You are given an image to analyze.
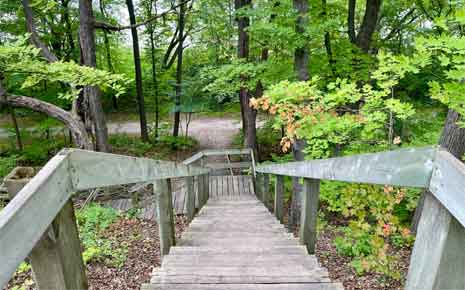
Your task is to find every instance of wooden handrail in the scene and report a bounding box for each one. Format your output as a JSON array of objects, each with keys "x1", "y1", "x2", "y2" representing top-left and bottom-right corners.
[
  {"x1": 254, "y1": 146, "x2": 465, "y2": 290},
  {"x1": 0, "y1": 149, "x2": 210, "y2": 288}
]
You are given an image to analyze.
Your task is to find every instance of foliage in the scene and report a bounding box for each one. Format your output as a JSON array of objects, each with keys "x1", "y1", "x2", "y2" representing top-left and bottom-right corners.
[
  {"x1": 1, "y1": 37, "x2": 131, "y2": 100},
  {"x1": 321, "y1": 182, "x2": 417, "y2": 278},
  {"x1": 158, "y1": 135, "x2": 198, "y2": 150},
  {"x1": 76, "y1": 204, "x2": 127, "y2": 267},
  {"x1": 0, "y1": 153, "x2": 17, "y2": 178},
  {"x1": 251, "y1": 76, "x2": 414, "y2": 158}
]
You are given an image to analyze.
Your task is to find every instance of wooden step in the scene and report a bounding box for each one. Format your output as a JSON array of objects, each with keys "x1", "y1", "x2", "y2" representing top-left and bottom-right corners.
[
  {"x1": 141, "y1": 283, "x2": 345, "y2": 290},
  {"x1": 168, "y1": 246, "x2": 308, "y2": 256}
]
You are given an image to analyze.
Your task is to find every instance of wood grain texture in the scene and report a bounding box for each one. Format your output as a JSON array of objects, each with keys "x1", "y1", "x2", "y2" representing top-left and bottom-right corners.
[
  {"x1": 299, "y1": 178, "x2": 320, "y2": 254},
  {"x1": 154, "y1": 179, "x2": 175, "y2": 256},
  {"x1": 274, "y1": 175, "x2": 284, "y2": 224},
  {"x1": 256, "y1": 146, "x2": 436, "y2": 187}
]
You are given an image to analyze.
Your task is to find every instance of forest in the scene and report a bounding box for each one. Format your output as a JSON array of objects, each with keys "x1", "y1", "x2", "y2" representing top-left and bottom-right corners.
[{"x1": 1, "y1": 0, "x2": 465, "y2": 289}]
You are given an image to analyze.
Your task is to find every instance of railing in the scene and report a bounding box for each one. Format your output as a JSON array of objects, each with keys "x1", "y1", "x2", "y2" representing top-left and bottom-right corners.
[
  {"x1": 255, "y1": 146, "x2": 465, "y2": 290},
  {"x1": 0, "y1": 149, "x2": 210, "y2": 289}
]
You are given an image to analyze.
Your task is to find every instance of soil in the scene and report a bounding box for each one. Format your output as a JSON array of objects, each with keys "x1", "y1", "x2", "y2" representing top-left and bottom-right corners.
[
  {"x1": 5, "y1": 216, "x2": 188, "y2": 290},
  {"x1": 315, "y1": 226, "x2": 412, "y2": 290}
]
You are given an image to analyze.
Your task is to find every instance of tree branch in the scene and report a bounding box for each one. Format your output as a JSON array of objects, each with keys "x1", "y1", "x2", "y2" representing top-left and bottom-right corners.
[
  {"x1": 382, "y1": 8, "x2": 418, "y2": 41},
  {"x1": 21, "y1": 0, "x2": 59, "y2": 63},
  {"x1": 94, "y1": 0, "x2": 192, "y2": 31}
]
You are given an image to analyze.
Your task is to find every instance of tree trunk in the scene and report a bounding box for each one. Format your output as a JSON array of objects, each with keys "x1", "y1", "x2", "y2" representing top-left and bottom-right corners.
[
  {"x1": 126, "y1": 0, "x2": 149, "y2": 142},
  {"x1": 79, "y1": 0, "x2": 110, "y2": 152},
  {"x1": 173, "y1": 0, "x2": 186, "y2": 137},
  {"x1": 149, "y1": 27, "x2": 160, "y2": 140},
  {"x1": 61, "y1": 0, "x2": 76, "y2": 61},
  {"x1": 289, "y1": 0, "x2": 310, "y2": 231},
  {"x1": 348, "y1": 0, "x2": 356, "y2": 43},
  {"x1": 293, "y1": 0, "x2": 310, "y2": 81},
  {"x1": 322, "y1": 0, "x2": 336, "y2": 76},
  {"x1": 412, "y1": 109, "x2": 465, "y2": 232},
  {"x1": 9, "y1": 107, "x2": 23, "y2": 151},
  {"x1": 355, "y1": 0, "x2": 382, "y2": 53},
  {"x1": 99, "y1": 0, "x2": 118, "y2": 110},
  {"x1": 235, "y1": 0, "x2": 257, "y2": 152}
]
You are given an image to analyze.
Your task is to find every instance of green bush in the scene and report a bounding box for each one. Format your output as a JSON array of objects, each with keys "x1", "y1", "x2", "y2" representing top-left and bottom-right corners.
[
  {"x1": 0, "y1": 154, "x2": 17, "y2": 179},
  {"x1": 158, "y1": 135, "x2": 198, "y2": 150},
  {"x1": 76, "y1": 204, "x2": 127, "y2": 267}
]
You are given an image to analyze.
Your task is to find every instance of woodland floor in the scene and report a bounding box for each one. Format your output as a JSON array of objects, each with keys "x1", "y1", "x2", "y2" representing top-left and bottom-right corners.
[{"x1": 5, "y1": 215, "x2": 188, "y2": 290}]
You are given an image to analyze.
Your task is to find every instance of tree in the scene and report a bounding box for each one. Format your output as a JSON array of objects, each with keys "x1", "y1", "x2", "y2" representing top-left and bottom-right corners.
[
  {"x1": 289, "y1": 0, "x2": 309, "y2": 230},
  {"x1": 348, "y1": 0, "x2": 383, "y2": 53},
  {"x1": 235, "y1": 0, "x2": 257, "y2": 151},
  {"x1": 173, "y1": 0, "x2": 187, "y2": 137},
  {"x1": 79, "y1": 0, "x2": 111, "y2": 151},
  {"x1": 126, "y1": 0, "x2": 149, "y2": 142}
]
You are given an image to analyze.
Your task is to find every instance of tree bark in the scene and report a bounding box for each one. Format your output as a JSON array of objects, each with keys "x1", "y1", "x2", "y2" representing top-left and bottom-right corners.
[
  {"x1": 289, "y1": 0, "x2": 310, "y2": 231},
  {"x1": 322, "y1": 0, "x2": 336, "y2": 76},
  {"x1": 61, "y1": 0, "x2": 76, "y2": 61},
  {"x1": 126, "y1": 0, "x2": 149, "y2": 142},
  {"x1": 147, "y1": 1, "x2": 160, "y2": 139},
  {"x1": 79, "y1": 0, "x2": 110, "y2": 152},
  {"x1": 235, "y1": 0, "x2": 257, "y2": 152},
  {"x1": 173, "y1": 0, "x2": 186, "y2": 137},
  {"x1": 355, "y1": 0, "x2": 382, "y2": 53},
  {"x1": 348, "y1": 0, "x2": 356, "y2": 43},
  {"x1": 99, "y1": 0, "x2": 118, "y2": 110},
  {"x1": 9, "y1": 107, "x2": 23, "y2": 151},
  {"x1": 412, "y1": 109, "x2": 465, "y2": 232},
  {"x1": 293, "y1": 0, "x2": 310, "y2": 81},
  {"x1": 0, "y1": 86, "x2": 92, "y2": 150}
]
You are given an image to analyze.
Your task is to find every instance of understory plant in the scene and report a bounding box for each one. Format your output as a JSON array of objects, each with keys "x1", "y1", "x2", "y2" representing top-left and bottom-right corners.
[{"x1": 76, "y1": 204, "x2": 128, "y2": 268}]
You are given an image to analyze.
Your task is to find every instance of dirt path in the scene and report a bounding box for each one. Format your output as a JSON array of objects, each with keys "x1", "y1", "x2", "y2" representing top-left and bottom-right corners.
[
  {"x1": 109, "y1": 116, "x2": 258, "y2": 149},
  {"x1": 0, "y1": 116, "x2": 264, "y2": 150}
]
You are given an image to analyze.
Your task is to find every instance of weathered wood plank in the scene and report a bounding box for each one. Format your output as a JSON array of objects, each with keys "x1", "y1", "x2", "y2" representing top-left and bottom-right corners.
[
  {"x1": 29, "y1": 199, "x2": 88, "y2": 290},
  {"x1": 406, "y1": 192, "x2": 465, "y2": 290},
  {"x1": 299, "y1": 178, "x2": 320, "y2": 254},
  {"x1": 274, "y1": 175, "x2": 284, "y2": 224},
  {"x1": 185, "y1": 177, "x2": 195, "y2": 222},
  {"x1": 205, "y1": 162, "x2": 252, "y2": 170},
  {"x1": 256, "y1": 146, "x2": 436, "y2": 187},
  {"x1": 0, "y1": 151, "x2": 72, "y2": 288},
  {"x1": 68, "y1": 149, "x2": 209, "y2": 190},
  {"x1": 154, "y1": 179, "x2": 175, "y2": 256},
  {"x1": 142, "y1": 283, "x2": 345, "y2": 290},
  {"x1": 429, "y1": 149, "x2": 465, "y2": 227}
]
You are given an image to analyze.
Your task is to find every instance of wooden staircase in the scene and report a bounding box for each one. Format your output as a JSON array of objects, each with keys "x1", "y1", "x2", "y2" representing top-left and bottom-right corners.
[{"x1": 142, "y1": 176, "x2": 343, "y2": 290}]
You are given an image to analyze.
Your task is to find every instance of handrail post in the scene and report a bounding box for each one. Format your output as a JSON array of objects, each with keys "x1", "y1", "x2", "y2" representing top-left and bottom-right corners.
[
  {"x1": 256, "y1": 173, "x2": 263, "y2": 201},
  {"x1": 406, "y1": 192, "x2": 465, "y2": 290},
  {"x1": 205, "y1": 174, "x2": 210, "y2": 202},
  {"x1": 185, "y1": 176, "x2": 195, "y2": 223},
  {"x1": 299, "y1": 178, "x2": 320, "y2": 254},
  {"x1": 29, "y1": 199, "x2": 88, "y2": 290},
  {"x1": 274, "y1": 175, "x2": 284, "y2": 224},
  {"x1": 154, "y1": 179, "x2": 175, "y2": 256},
  {"x1": 262, "y1": 173, "x2": 270, "y2": 210}
]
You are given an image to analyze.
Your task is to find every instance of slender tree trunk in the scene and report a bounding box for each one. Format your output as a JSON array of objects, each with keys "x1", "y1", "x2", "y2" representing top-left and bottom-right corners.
[
  {"x1": 149, "y1": 29, "x2": 160, "y2": 139},
  {"x1": 289, "y1": 0, "x2": 310, "y2": 231},
  {"x1": 412, "y1": 109, "x2": 465, "y2": 232},
  {"x1": 61, "y1": 0, "x2": 76, "y2": 61},
  {"x1": 126, "y1": 0, "x2": 149, "y2": 142},
  {"x1": 235, "y1": 0, "x2": 257, "y2": 152},
  {"x1": 322, "y1": 0, "x2": 336, "y2": 76},
  {"x1": 173, "y1": 0, "x2": 186, "y2": 137},
  {"x1": 9, "y1": 107, "x2": 23, "y2": 151},
  {"x1": 79, "y1": 0, "x2": 110, "y2": 152},
  {"x1": 99, "y1": 0, "x2": 118, "y2": 110},
  {"x1": 348, "y1": 0, "x2": 356, "y2": 43},
  {"x1": 293, "y1": 0, "x2": 310, "y2": 81}
]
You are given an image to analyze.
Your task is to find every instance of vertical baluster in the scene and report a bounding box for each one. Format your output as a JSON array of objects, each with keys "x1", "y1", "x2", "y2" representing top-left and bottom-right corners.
[
  {"x1": 299, "y1": 178, "x2": 320, "y2": 254},
  {"x1": 274, "y1": 175, "x2": 285, "y2": 224},
  {"x1": 263, "y1": 173, "x2": 270, "y2": 210},
  {"x1": 154, "y1": 179, "x2": 175, "y2": 256},
  {"x1": 255, "y1": 173, "x2": 263, "y2": 201},
  {"x1": 185, "y1": 176, "x2": 195, "y2": 223}
]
